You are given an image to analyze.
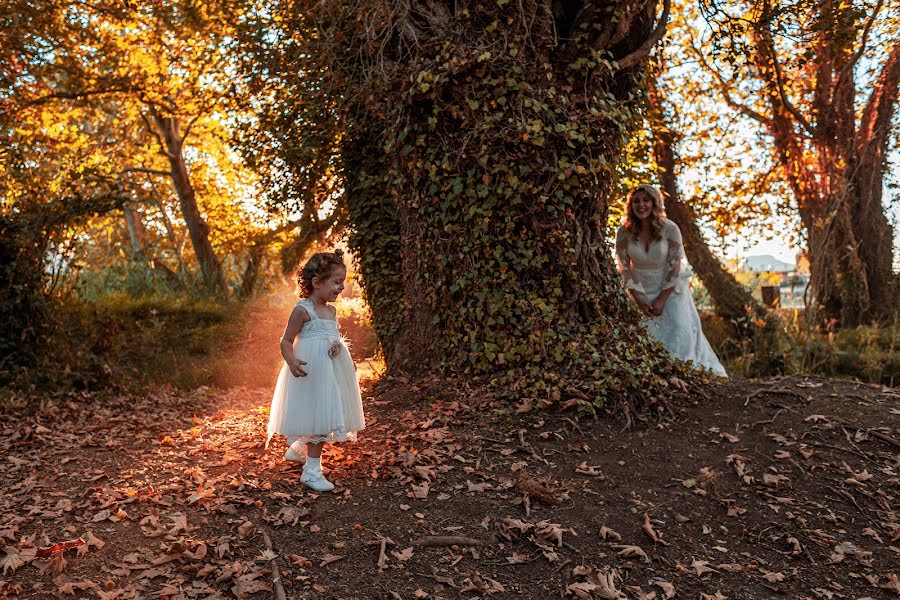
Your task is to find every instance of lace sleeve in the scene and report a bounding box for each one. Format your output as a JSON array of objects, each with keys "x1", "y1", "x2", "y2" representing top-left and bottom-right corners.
[
  {"x1": 615, "y1": 227, "x2": 646, "y2": 295},
  {"x1": 662, "y1": 220, "x2": 693, "y2": 293}
]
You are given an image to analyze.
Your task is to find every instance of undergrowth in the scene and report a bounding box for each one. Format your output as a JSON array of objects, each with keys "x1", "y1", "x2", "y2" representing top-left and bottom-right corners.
[{"x1": 703, "y1": 311, "x2": 899, "y2": 386}]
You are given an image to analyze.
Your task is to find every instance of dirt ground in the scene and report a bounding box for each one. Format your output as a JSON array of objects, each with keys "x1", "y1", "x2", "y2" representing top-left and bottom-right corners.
[{"x1": 1, "y1": 307, "x2": 898, "y2": 599}]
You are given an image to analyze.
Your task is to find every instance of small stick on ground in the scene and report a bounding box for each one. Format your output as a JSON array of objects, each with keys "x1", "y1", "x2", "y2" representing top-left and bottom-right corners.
[
  {"x1": 261, "y1": 529, "x2": 287, "y2": 600},
  {"x1": 411, "y1": 535, "x2": 482, "y2": 547},
  {"x1": 377, "y1": 539, "x2": 387, "y2": 570}
]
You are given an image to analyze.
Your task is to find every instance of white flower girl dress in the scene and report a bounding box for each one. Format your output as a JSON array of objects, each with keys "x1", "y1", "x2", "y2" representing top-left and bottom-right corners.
[{"x1": 267, "y1": 297, "x2": 366, "y2": 449}]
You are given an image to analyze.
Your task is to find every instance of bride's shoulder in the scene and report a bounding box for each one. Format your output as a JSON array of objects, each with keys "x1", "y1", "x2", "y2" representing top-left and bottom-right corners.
[{"x1": 661, "y1": 218, "x2": 682, "y2": 236}]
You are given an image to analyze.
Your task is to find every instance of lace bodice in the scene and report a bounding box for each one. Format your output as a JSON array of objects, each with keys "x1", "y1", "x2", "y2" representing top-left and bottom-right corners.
[
  {"x1": 615, "y1": 219, "x2": 692, "y2": 296},
  {"x1": 296, "y1": 298, "x2": 341, "y2": 340}
]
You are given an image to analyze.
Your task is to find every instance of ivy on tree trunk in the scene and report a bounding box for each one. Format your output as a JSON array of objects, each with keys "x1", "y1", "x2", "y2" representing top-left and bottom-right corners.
[{"x1": 317, "y1": 0, "x2": 688, "y2": 411}]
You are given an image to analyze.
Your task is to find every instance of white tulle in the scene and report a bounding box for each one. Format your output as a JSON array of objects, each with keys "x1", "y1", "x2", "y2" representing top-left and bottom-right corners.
[
  {"x1": 266, "y1": 298, "x2": 366, "y2": 448},
  {"x1": 616, "y1": 220, "x2": 727, "y2": 377}
]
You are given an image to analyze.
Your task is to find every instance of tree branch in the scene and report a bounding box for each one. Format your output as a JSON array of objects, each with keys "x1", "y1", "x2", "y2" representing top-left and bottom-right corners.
[
  {"x1": 616, "y1": 0, "x2": 671, "y2": 71},
  {"x1": 835, "y1": 0, "x2": 886, "y2": 90},
  {"x1": 689, "y1": 40, "x2": 772, "y2": 127},
  {"x1": 753, "y1": 25, "x2": 814, "y2": 136},
  {"x1": 22, "y1": 86, "x2": 137, "y2": 108},
  {"x1": 122, "y1": 166, "x2": 171, "y2": 177},
  {"x1": 856, "y1": 41, "x2": 900, "y2": 162}
]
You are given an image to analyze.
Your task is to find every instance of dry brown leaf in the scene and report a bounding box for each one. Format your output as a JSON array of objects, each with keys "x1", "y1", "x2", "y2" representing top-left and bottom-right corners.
[
  {"x1": 392, "y1": 547, "x2": 413, "y2": 562},
  {"x1": 319, "y1": 553, "x2": 344, "y2": 567},
  {"x1": 653, "y1": 580, "x2": 675, "y2": 598},
  {"x1": 2, "y1": 544, "x2": 37, "y2": 575},
  {"x1": 761, "y1": 569, "x2": 785, "y2": 583},
  {"x1": 409, "y1": 481, "x2": 430, "y2": 499},
  {"x1": 575, "y1": 462, "x2": 604, "y2": 476},
  {"x1": 467, "y1": 480, "x2": 492, "y2": 492},
  {"x1": 642, "y1": 513, "x2": 668, "y2": 546},
  {"x1": 599, "y1": 526, "x2": 622, "y2": 542},
  {"x1": 691, "y1": 559, "x2": 719, "y2": 577},
  {"x1": 611, "y1": 544, "x2": 650, "y2": 563}
]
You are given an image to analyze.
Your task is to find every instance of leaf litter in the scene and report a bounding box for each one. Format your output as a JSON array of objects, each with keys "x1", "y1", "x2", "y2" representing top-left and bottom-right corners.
[{"x1": 0, "y1": 370, "x2": 898, "y2": 598}]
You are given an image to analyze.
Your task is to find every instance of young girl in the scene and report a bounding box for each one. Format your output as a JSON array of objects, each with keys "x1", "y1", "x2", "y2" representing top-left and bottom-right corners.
[{"x1": 266, "y1": 250, "x2": 366, "y2": 492}]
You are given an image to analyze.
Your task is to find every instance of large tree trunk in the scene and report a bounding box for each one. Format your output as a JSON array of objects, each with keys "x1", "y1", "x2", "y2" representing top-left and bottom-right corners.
[
  {"x1": 153, "y1": 112, "x2": 226, "y2": 293},
  {"x1": 326, "y1": 0, "x2": 682, "y2": 408},
  {"x1": 342, "y1": 122, "x2": 405, "y2": 364},
  {"x1": 850, "y1": 43, "x2": 900, "y2": 321},
  {"x1": 745, "y1": 1, "x2": 897, "y2": 327}
]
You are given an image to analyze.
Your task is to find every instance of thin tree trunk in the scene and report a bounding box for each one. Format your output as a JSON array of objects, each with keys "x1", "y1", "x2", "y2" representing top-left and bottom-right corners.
[
  {"x1": 647, "y1": 77, "x2": 770, "y2": 334},
  {"x1": 153, "y1": 111, "x2": 226, "y2": 293},
  {"x1": 123, "y1": 203, "x2": 147, "y2": 259},
  {"x1": 123, "y1": 202, "x2": 180, "y2": 286}
]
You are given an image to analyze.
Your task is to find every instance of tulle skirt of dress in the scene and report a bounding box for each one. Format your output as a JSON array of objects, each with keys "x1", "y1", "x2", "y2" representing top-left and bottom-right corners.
[
  {"x1": 641, "y1": 277, "x2": 728, "y2": 377},
  {"x1": 266, "y1": 337, "x2": 366, "y2": 447}
]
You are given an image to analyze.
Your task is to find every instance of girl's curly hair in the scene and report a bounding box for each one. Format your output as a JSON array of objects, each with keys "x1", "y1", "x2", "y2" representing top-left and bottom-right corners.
[
  {"x1": 623, "y1": 184, "x2": 666, "y2": 241},
  {"x1": 296, "y1": 249, "x2": 346, "y2": 297}
]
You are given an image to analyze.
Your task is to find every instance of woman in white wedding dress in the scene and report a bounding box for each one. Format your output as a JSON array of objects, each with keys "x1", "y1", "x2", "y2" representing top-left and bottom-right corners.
[{"x1": 616, "y1": 185, "x2": 727, "y2": 376}]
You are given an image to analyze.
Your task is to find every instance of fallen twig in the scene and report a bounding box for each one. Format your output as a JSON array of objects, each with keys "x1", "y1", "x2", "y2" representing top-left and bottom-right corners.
[
  {"x1": 261, "y1": 529, "x2": 287, "y2": 600},
  {"x1": 837, "y1": 421, "x2": 900, "y2": 450},
  {"x1": 377, "y1": 539, "x2": 387, "y2": 570},
  {"x1": 411, "y1": 535, "x2": 482, "y2": 547}
]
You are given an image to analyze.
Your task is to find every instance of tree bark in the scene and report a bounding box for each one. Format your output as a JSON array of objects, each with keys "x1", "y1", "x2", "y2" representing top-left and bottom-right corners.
[
  {"x1": 152, "y1": 110, "x2": 226, "y2": 294},
  {"x1": 123, "y1": 203, "x2": 147, "y2": 259},
  {"x1": 850, "y1": 42, "x2": 900, "y2": 320}
]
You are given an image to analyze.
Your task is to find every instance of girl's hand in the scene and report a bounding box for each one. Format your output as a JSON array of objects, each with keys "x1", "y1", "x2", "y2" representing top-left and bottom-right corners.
[
  {"x1": 328, "y1": 341, "x2": 342, "y2": 359},
  {"x1": 288, "y1": 358, "x2": 308, "y2": 377}
]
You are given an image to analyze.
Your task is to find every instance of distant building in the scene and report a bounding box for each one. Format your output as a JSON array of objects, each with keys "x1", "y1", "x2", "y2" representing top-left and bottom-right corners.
[
  {"x1": 736, "y1": 255, "x2": 808, "y2": 309},
  {"x1": 741, "y1": 255, "x2": 795, "y2": 274}
]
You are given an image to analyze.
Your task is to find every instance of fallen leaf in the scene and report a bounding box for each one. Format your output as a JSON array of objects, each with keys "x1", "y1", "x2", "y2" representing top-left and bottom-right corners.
[
  {"x1": 653, "y1": 580, "x2": 675, "y2": 598},
  {"x1": 642, "y1": 513, "x2": 668, "y2": 546},
  {"x1": 599, "y1": 526, "x2": 622, "y2": 541},
  {"x1": 392, "y1": 547, "x2": 413, "y2": 562},
  {"x1": 761, "y1": 569, "x2": 785, "y2": 583},
  {"x1": 611, "y1": 544, "x2": 650, "y2": 563},
  {"x1": 319, "y1": 554, "x2": 344, "y2": 567},
  {"x1": 691, "y1": 559, "x2": 719, "y2": 577},
  {"x1": 575, "y1": 462, "x2": 604, "y2": 476}
]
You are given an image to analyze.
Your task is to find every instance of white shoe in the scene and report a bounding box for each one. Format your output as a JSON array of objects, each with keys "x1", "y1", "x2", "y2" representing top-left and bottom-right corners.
[
  {"x1": 284, "y1": 442, "x2": 306, "y2": 464},
  {"x1": 300, "y1": 468, "x2": 335, "y2": 492}
]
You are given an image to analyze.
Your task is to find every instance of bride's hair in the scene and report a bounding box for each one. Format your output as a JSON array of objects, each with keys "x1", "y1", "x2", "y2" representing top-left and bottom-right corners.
[
  {"x1": 296, "y1": 249, "x2": 346, "y2": 297},
  {"x1": 623, "y1": 185, "x2": 666, "y2": 240}
]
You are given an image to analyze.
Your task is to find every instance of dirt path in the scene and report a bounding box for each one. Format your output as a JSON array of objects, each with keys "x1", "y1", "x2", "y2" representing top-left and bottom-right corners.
[{"x1": 1, "y1": 372, "x2": 898, "y2": 599}]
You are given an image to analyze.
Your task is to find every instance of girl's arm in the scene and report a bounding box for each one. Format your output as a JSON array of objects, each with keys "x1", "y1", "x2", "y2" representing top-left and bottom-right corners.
[{"x1": 280, "y1": 306, "x2": 310, "y2": 377}]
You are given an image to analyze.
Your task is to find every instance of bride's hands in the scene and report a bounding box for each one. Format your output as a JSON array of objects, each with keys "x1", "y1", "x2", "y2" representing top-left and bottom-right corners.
[
  {"x1": 638, "y1": 300, "x2": 654, "y2": 316},
  {"x1": 651, "y1": 294, "x2": 669, "y2": 316}
]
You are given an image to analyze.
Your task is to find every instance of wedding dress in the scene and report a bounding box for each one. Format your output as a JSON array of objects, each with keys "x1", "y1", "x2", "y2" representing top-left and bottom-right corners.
[{"x1": 616, "y1": 219, "x2": 727, "y2": 377}]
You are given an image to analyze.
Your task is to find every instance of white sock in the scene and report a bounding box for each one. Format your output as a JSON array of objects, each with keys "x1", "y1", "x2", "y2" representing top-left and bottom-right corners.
[{"x1": 305, "y1": 456, "x2": 322, "y2": 472}]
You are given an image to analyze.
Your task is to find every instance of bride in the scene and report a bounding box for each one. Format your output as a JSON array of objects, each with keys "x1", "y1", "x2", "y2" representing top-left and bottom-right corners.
[{"x1": 615, "y1": 185, "x2": 727, "y2": 377}]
